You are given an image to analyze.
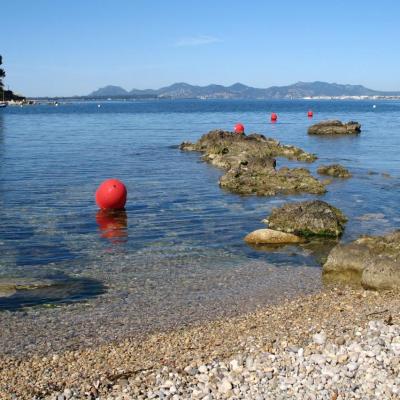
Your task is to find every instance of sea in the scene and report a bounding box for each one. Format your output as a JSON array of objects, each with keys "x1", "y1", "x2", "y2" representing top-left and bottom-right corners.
[{"x1": 0, "y1": 99, "x2": 399, "y2": 318}]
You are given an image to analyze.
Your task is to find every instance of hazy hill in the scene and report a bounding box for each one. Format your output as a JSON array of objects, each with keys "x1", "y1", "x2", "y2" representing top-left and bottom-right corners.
[
  {"x1": 88, "y1": 81, "x2": 400, "y2": 99},
  {"x1": 89, "y1": 85, "x2": 129, "y2": 97}
]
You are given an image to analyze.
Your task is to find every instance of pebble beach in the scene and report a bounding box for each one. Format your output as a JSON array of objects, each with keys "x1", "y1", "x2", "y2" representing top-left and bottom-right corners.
[{"x1": 1, "y1": 286, "x2": 399, "y2": 399}]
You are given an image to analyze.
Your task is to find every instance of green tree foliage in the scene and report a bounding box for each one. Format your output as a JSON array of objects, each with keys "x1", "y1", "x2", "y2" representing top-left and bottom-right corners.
[{"x1": 0, "y1": 55, "x2": 5, "y2": 89}]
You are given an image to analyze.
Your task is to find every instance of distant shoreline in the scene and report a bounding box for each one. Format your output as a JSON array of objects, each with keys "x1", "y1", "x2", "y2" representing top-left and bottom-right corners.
[{"x1": 22, "y1": 96, "x2": 400, "y2": 103}]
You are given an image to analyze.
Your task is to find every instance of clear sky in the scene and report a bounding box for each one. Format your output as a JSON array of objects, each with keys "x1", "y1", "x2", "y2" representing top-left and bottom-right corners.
[{"x1": 2, "y1": 0, "x2": 400, "y2": 96}]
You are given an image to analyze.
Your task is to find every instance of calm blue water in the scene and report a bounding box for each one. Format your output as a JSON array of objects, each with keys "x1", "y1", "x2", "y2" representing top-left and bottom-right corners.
[{"x1": 1, "y1": 99, "x2": 400, "y2": 309}]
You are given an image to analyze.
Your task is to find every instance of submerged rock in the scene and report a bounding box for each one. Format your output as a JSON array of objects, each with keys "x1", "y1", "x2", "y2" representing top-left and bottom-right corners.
[
  {"x1": 265, "y1": 200, "x2": 347, "y2": 238},
  {"x1": 308, "y1": 120, "x2": 361, "y2": 135},
  {"x1": 180, "y1": 130, "x2": 325, "y2": 196},
  {"x1": 317, "y1": 164, "x2": 352, "y2": 178},
  {"x1": 0, "y1": 287, "x2": 16, "y2": 298},
  {"x1": 323, "y1": 231, "x2": 400, "y2": 290},
  {"x1": 0, "y1": 278, "x2": 54, "y2": 298},
  {"x1": 244, "y1": 229, "x2": 303, "y2": 244}
]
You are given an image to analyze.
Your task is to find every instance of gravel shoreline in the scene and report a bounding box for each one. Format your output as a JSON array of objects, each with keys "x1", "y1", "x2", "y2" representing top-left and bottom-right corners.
[
  {"x1": 0, "y1": 261, "x2": 322, "y2": 358},
  {"x1": 1, "y1": 287, "x2": 399, "y2": 399}
]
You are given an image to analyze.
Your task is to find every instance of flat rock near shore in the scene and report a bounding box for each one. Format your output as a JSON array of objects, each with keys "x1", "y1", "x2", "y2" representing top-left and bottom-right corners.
[
  {"x1": 323, "y1": 230, "x2": 400, "y2": 290},
  {"x1": 180, "y1": 130, "x2": 326, "y2": 196},
  {"x1": 244, "y1": 228, "x2": 304, "y2": 244}
]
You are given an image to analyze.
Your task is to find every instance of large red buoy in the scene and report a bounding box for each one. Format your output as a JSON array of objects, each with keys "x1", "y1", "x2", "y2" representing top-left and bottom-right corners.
[
  {"x1": 95, "y1": 179, "x2": 127, "y2": 210},
  {"x1": 234, "y1": 123, "x2": 245, "y2": 134},
  {"x1": 307, "y1": 110, "x2": 313, "y2": 118},
  {"x1": 270, "y1": 113, "x2": 278, "y2": 122}
]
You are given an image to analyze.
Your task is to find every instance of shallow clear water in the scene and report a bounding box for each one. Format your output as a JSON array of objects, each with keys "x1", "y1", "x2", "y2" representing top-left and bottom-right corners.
[{"x1": 0, "y1": 99, "x2": 400, "y2": 311}]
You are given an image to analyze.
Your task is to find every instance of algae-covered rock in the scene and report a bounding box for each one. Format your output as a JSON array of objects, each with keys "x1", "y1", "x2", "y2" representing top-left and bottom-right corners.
[
  {"x1": 219, "y1": 165, "x2": 326, "y2": 196},
  {"x1": 265, "y1": 200, "x2": 347, "y2": 238},
  {"x1": 308, "y1": 120, "x2": 361, "y2": 135},
  {"x1": 317, "y1": 164, "x2": 352, "y2": 178},
  {"x1": 323, "y1": 231, "x2": 400, "y2": 290},
  {"x1": 244, "y1": 229, "x2": 304, "y2": 244},
  {"x1": 180, "y1": 130, "x2": 317, "y2": 165},
  {"x1": 180, "y1": 130, "x2": 325, "y2": 196}
]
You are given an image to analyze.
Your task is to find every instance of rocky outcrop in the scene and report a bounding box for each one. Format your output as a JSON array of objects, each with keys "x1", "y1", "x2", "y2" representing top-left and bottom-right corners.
[
  {"x1": 244, "y1": 229, "x2": 304, "y2": 244},
  {"x1": 317, "y1": 164, "x2": 352, "y2": 178},
  {"x1": 219, "y1": 166, "x2": 326, "y2": 196},
  {"x1": 308, "y1": 120, "x2": 361, "y2": 135},
  {"x1": 180, "y1": 130, "x2": 326, "y2": 196},
  {"x1": 265, "y1": 200, "x2": 347, "y2": 238},
  {"x1": 180, "y1": 130, "x2": 317, "y2": 163},
  {"x1": 323, "y1": 231, "x2": 400, "y2": 290}
]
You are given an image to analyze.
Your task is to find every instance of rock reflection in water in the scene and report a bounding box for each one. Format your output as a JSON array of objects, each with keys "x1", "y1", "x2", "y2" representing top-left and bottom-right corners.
[{"x1": 96, "y1": 209, "x2": 128, "y2": 243}]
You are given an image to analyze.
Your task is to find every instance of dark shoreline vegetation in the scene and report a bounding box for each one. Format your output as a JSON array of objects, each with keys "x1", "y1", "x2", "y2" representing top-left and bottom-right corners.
[{"x1": 0, "y1": 55, "x2": 25, "y2": 102}]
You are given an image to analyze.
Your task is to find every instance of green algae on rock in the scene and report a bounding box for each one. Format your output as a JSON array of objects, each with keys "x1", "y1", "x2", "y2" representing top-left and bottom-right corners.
[
  {"x1": 323, "y1": 230, "x2": 400, "y2": 290},
  {"x1": 317, "y1": 164, "x2": 352, "y2": 178},
  {"x1": 180, "y1": 130, "x2": 325, "y2": 196},
  {"x1": 265, "y1": 200, "x2": 347, "y2": 238}
]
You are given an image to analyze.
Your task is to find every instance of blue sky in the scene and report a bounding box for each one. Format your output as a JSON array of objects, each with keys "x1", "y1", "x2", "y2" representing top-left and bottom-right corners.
[{"x1": 2, "y1": 0, "x2": 400, "y2": 96}]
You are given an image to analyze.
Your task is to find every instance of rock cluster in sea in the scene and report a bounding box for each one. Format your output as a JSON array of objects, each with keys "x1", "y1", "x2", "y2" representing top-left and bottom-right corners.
[
  {"x1": 308, "y1": 120, "x2": 361, "y2": 135},
  {"x1": 317, "y1": 164, "x2": 351, "y2": 178},
  {"x1": 46, "y1": 319, "x2": 400, "y2": 399},
  {"x1": 180, "y1": 130, "x2": 325, "y2": 196},
  {"x1": 323, "y1": 230, "x2": 400, "y2": 290}
]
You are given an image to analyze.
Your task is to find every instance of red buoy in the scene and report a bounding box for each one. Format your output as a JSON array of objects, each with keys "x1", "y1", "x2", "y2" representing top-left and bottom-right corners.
[
  {"x1": 234, "y1": 123, "x2": 245, "y2": 134},
  {"x1": 95, "y1": 179, "x2": 127, "y2": 210},
  {"x1": 271, "y1": 113, "x2": 278, "y2": 122},
  {"x1": 307, "y1": 110, "x2": 313, "y2": 118}
]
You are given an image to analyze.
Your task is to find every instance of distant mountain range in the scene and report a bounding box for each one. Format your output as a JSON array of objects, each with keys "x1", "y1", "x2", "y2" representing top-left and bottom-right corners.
[{"x1": 87, "y1": 81, "x2": 400, "y2": 99}]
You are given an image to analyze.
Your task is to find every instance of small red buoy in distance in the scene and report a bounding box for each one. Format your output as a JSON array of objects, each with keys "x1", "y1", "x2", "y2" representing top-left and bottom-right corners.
[
  {"x1": 95, "y1": 178, "x2": 127, "y2": 210},
  {"x1": 270, "y1": 113, "x2": 278, "y2": 122},
  {"x1": 307, "y1": 110, "x2": 313, "y2": 118},
  {"x1": 234, "y1": 123, "x2": 245, "y2": 134}
]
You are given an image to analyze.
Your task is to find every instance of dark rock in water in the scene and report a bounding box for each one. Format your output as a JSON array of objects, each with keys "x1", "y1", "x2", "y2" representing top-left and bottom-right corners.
[
  {"x1": 323, "y1": 231, "x2": 400, "y2": 290},
  {"x1": 317, "y1": 164, "x2": 352, "y2": 178},
  {"x1": 308, "y1": 120, "x2": 361, "y2": 135},
  {"x1": 180, "y1": 130, "x2": 325, "y2": 196},
  {"x1": 265, "y1": 200, "x2": 347, "y2": 238}
]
